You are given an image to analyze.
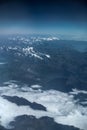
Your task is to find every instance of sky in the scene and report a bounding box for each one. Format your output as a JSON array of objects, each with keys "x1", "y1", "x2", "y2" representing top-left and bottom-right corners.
[{"x1": 0, "y1": 0, "x2": 87, "y2": 35}]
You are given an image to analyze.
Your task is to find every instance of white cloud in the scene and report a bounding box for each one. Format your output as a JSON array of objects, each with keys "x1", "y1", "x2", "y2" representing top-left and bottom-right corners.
[
  {"x1": 70, "y1": 88, "x2": 87, "y2": 95},
  {"x1": 0, "y1": 62, "x2": 6, "y2": 65},
  {"x1": 31, "y1": 85, "x2": 42, "y2": 89},
  {"x1": 0, "y1": 82, "x2": 87, "y2": 130}
]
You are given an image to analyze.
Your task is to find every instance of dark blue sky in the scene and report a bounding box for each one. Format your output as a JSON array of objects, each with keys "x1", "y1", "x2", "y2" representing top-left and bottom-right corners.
[{"x1": 0, "y1": 0, "x2": 87, "y2": 34}]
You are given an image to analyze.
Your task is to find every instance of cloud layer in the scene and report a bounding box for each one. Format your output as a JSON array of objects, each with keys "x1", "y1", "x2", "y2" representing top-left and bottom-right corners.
[{"x1": 0, "y1": 81, "x2": 87, "y2": 130}]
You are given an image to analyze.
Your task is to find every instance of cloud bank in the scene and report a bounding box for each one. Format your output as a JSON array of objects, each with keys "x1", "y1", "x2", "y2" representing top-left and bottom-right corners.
[{"x1": 0, "y1": 81, "x2": 87, "y2": 130}]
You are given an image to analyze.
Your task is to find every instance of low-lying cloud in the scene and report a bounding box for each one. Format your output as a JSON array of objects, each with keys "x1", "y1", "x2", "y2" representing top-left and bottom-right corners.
[{"x1": 0, "y1": 81, "x2": 87, "y2": 130}]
